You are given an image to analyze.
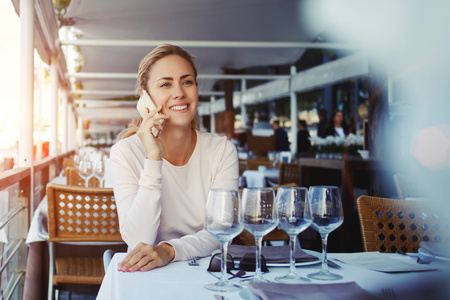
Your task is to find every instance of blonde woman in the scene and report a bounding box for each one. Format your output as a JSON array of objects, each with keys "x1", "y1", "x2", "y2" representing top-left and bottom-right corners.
[{"x1": 110, "y1": 44, "x2": 238, "y2": 272}]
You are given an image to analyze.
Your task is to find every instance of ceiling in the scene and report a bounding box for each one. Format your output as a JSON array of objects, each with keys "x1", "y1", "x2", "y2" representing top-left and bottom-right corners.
[
  {"x1": 60, "y1": 0, "x2": 339, "y2": 128},
  {"x1": 15, "y1": 0, "x2": 348, "y2": 132},
  {"x1": 62, "y1": 0, "x2": 319, "y2": 99}
]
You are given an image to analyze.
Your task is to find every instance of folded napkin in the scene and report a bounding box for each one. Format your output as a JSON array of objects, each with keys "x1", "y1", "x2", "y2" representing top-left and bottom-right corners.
[
  {"x1": 420, "y1": 241, "x2": 450, "y2": 258},
  {"x1": 248, "y1": 282, "x2": 376, "y2": 300},
  {"x1": 227, "y1": 245, "x2": 318, "y2": 264}
]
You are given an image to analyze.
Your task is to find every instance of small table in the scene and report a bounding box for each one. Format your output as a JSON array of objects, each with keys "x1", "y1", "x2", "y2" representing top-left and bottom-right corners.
[{"x1": 242, "y1": 168, "x2": 279, "y2": 188}]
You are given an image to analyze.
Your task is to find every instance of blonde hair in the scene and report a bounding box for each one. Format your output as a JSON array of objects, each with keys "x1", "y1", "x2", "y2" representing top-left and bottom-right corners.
[{"x1": 117, "y1": 44, "x2": 198, "y2": 141}]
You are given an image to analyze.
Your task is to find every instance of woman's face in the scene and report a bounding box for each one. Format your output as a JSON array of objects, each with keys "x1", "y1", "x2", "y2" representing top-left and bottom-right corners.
[
  {"x1": 334, "y1": 112, "x2": 343, "y2": 126},
  {"x1": 146, "y1": 55, "x2": 198, "y2": 129}
]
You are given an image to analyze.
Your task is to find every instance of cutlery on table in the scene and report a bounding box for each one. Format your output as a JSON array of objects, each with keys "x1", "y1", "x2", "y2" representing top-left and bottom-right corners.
[
  {"x1": 396, "y1": 251, "x2": 435, "y2": 264},
  {"x1": 187, "y1": 256, "x2": 199, "y2": 266},
  {"x1": 327, "y1": 260, "x2": 341, "y2": 269},
  {"x1": 381, "y1": 288, "x2": 396, "y2": 299}
]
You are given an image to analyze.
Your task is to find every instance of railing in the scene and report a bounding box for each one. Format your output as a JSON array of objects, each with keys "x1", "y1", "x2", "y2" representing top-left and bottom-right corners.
[{"x1": 0, "y1": 151, "x2": 74, "y2": 300}]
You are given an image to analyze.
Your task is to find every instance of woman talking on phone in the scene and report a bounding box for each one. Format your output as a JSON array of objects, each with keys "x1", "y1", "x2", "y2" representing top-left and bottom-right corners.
[{"x1": 110, "y1": 44, "x2": 238, "y2": 272}]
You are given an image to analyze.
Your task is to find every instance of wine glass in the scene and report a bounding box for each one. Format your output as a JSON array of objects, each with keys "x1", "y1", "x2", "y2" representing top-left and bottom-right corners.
[
  {"x1": 94, "y1": 160, "x2": 106, "y2": 187},
  {"x1": 78, "y1": 160, "x2": 94, "y2": 187},
  {"x1": 274, "y1": 187, "x2": 313, "y2": 283},
  {"x1": 307, "y1": 186, "x2": 344, "y2": 280},
  {"x1": 73, "y1": 154, "x2": 81, "y2": 169},
  {"x1": 240, "y1": 187, "x2": 278, "y2": 284},
  {"x1": 204, "y1": 189, "x2": 244, "y2": 292}
]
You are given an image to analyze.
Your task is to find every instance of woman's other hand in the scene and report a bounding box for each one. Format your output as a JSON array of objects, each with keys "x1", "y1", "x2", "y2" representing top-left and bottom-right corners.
[
  {"x1": 136, "y1": 105, "x2": 169, "y2": 160},
  {"x1": 117, "y1": 242, "x2": 175, "y2": 272}
]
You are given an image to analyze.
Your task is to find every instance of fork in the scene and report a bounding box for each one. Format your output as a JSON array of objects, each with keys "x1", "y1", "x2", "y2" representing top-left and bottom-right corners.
[
  {"x1": 417, "y1": 254, "x2": 435, "y2": 264},
  {"x1": 187, "y1": 256, "x2": 199, "y2": 266},
  {"x1": 381, "y1": 288, "x2": 396, "y2": 299},
  {"x1": 397, "y1": 252, "x2": 435, "y2": 264}
]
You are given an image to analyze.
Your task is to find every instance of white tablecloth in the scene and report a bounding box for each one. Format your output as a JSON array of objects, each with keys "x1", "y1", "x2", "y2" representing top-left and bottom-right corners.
[
  {"x1": 26, "y1": 176, "x2": 67, "y2": 244},
  {"x1": 96, "y1": 251, "x2": 449, "y2": 300},
  {"x1": 242, "y1": 169, "x2": 279, "y2": 188}
]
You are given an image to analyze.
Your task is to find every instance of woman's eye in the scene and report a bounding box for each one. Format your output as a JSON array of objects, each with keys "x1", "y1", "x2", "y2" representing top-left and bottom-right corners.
[
  {"x1": 183, "y1": 80, "x2": 193, "y2": 85},
  {"x1": 160, "y1": 82, "x2": 170, "y2": 87}
]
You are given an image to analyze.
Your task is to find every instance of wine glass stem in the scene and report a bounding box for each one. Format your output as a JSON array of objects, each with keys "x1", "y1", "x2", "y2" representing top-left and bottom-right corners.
[
  {"x1": 320, "y1": 233, "x2": 330, "y2": 273},
  {"x1": 85, "y1": 179, "x2": 89, "y2": 188},
  {"x1": 254, "y1": 236, "x2": 263, "y2": 279},
  {"x1": 219, "y1": 242, "x2": 229, "y2": 284},
  {"x1": 288, "y1": 235, "x2": 297, "y2": 276}
]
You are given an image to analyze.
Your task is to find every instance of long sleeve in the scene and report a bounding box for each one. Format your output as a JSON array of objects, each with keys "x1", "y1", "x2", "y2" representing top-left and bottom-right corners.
[{"x1": 110, "y1": 136, "x2": 164, "y2": 249}]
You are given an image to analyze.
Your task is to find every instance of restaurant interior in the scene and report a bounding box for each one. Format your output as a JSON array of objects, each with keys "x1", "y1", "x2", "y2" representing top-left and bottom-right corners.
[{"x1": 1, "y1": 0, "x2": 449, "y2": 299}]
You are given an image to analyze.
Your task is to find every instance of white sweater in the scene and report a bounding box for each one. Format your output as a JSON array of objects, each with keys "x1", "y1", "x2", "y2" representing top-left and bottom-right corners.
[{"x1": 110, "y1": 130, "x2": 238, "y2": 261}]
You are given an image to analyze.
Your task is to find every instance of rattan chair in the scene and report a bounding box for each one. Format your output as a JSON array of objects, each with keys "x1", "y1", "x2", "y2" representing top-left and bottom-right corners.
[
  {"x1": 357, "y1": 195, "x2": 448, "y2": 253},
  {"x1": 66, "y1": 166, "x2": 100, "y2": 187},
  {"x1": 393, "y1": 173, "x2": 425, "y2": 200},
  {"x1": 44, "y1": 183, "x2": 124, "y2": 300},
  {"x1": 62, "y1": 158, "x2": 75, "y2": 173},
  {"x1": 278, "y1": 162, "x2": 300, "y2": 185}
]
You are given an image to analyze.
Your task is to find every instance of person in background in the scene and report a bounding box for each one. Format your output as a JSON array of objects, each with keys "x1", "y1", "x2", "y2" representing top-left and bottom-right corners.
[
  {"x1": 272, "y1": 120, "x2": 290, "y2": 151},
  {"x1": 325, "y1": 110, "x2": 348, "y2": 138},
  {"x1": 297, "y1": 120, "x2": 311, "y2": 155},
  {"x1": 110, "y1": 44, "x2": 238, "y2": 272},
  {"x1": 317, "y1": 108, "x2": 328, "y2": 138}
]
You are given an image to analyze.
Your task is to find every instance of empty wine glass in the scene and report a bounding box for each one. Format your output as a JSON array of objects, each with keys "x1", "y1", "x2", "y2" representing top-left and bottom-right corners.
[
  {"x1": 94, "y1": 160, "x2": 105, "y2": 187},
  {"x1": 240, "y1": 187, "x2": 278, "y2": 284},
  {"x1": 73, "y1": 154, "x2": 81, "y2": 169},
  {"x1": 204, "y1": 189, "x2": 244, "y2": 292},
  {"x1": 307, "y1": 186, "x2": 344, "y2": 280},
  {"x1": 275, "y1": 187, "x2": 312, "y2": 283},
  {"x1": 78, "y1": 160, "x2": 94, "y2": 187}
]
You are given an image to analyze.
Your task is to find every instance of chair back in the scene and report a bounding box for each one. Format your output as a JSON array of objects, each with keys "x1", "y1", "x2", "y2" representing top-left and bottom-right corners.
[
  {"x1": 393, "y1": 173, "x2": 425, "y2": 200},
  {"x1": 357, "y1": 195, "x2": 448, "y2": 253},
  {"x1": 46, "y1": 183, "x2": 122, "y2": 242},
  {"x1": 62, "y1": 158, "x2": 75, "y2": 171},
  {"x1": 66, "y1": 166, "x2": 100, "y2": 187},
  {"x1": 246, "y1": 159, "x2": 272, "y2": 171},
  {"x1": 278, "y1": 162, "x2": 300, "y2": 185}
]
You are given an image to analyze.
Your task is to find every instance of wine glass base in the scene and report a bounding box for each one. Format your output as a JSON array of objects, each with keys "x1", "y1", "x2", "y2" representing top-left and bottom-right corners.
[
  {"x1": 205, "y1": 282, "x2": 242, "y2": 292},
  {"x1": 307, "y1": 271, "x2": 343, "y2": 281},
  {"x1": 239, "y1": 276, "x2": 272, "y2": 286},
  {"x1": 275, "y1": 274, "x2": 311, "y2": 283}
]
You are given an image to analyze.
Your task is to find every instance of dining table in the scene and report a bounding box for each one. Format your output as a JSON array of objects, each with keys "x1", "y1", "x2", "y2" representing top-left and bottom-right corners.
[
  {"x1": 242, "y1": 168, "x2": 279, "y2": 188},
  {"x1": 96, "y1": 249, "x2": 450, "y2": 300}
]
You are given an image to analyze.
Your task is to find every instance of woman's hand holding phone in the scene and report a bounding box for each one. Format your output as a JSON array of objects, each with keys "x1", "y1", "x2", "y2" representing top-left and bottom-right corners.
[
  {"x1": 136, "y1": 100, "x2": 168, "y2": 161},
  {"x1": 137, "y1": 90, "x2": 165, "y2": 138}
]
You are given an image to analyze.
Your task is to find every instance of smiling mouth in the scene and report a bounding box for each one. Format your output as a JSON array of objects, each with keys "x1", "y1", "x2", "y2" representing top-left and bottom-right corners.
[{"x1": 170, "y1": 104, "x2": 189, "y2": 111}]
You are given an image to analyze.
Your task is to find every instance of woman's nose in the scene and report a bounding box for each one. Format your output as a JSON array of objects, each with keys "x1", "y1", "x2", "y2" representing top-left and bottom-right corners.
[{"x1": 172, "y1": 84, "x2": 185, "y2": 99}]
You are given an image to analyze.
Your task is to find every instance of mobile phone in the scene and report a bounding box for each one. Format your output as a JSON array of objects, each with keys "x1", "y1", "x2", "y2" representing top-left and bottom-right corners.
[{"x1": 136, "y1": 90, "x2": 164, "y2": 137}]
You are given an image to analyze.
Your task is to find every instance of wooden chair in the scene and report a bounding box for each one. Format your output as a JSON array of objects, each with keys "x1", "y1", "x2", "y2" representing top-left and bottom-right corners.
[
  {"x1": 233, "y1": 183, "x2": 297, "y2": 246},
  {"x1": 278, "y1": 162, "x2": 300, "y2": 185},
  {"x1": 393, "y1": 173, "x2": 425, "y2": 200},
  {"x1": 66, "y1": 166, "x2": 100, "y2": 187},
  {"x1": 357, "y1": 195, "x2": 448, "y2": 253},
  {"x1": 44, "y1": 183, "x2": 124, "y2": 300},
  {"x1": 62, "y1": 158, "x2": 75, "y2": 173}
]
